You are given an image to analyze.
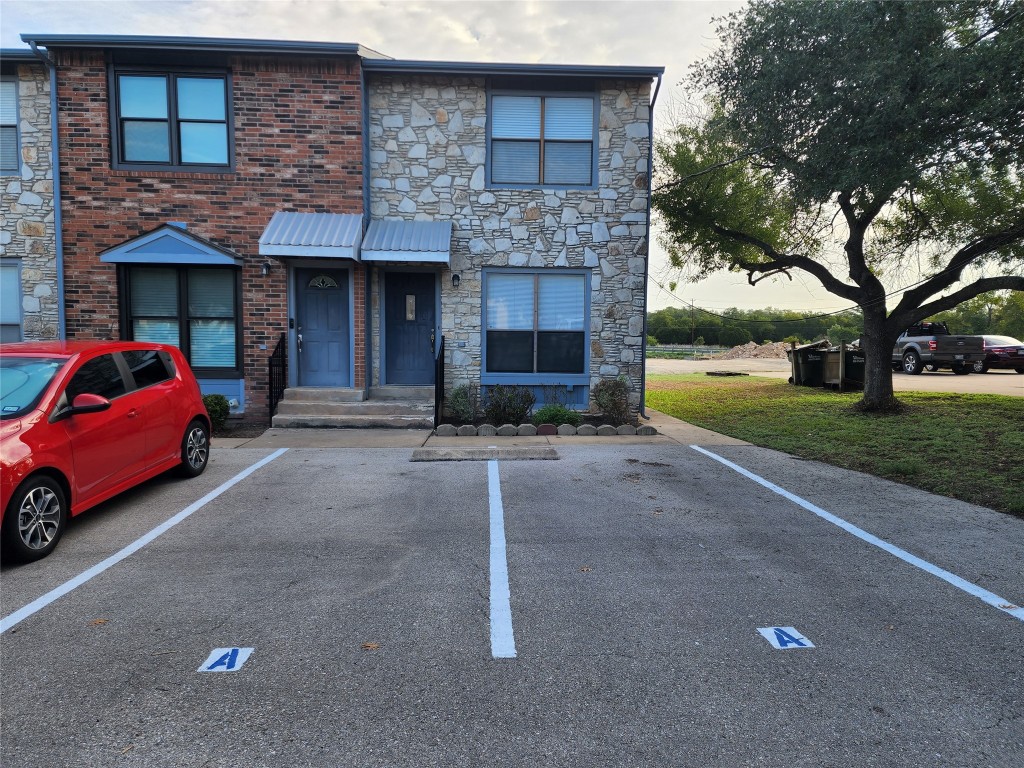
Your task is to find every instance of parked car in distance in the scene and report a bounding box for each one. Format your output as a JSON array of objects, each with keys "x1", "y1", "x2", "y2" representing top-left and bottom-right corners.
[
  {"x1": 971, "y1": 335, "x2": 1024, "y2": 374},
  {"x1": 891, "y1": 321, "x2": 984, "y2": 375},
  {"x1": 1, "y1": 341, "x2": 210, "y2": 563}
]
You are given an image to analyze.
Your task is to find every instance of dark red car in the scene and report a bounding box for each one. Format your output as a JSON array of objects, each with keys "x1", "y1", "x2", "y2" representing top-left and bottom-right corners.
[
  {"x1": 1, "y1": 341, "x2": 210, "y2": 563},
  {"x1": 970, "y1": 335, "x2": 1024, "y2": 374}
]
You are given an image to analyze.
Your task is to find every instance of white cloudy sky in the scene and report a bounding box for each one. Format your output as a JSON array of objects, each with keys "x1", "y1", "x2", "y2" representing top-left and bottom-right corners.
[{"x1": 1, "y1": 0, "x2": 850, "y2": 312}]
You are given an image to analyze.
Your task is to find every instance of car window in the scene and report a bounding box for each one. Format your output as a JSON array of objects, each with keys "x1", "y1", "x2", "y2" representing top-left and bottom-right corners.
[
  {"x1": 64, "y1": 354, "x2": 127, "y2": 403},
  {"x1": 0, "y1": 356, "x2": 67, "y2": 419},
  {"x1": 121, "y1": 348, "x2": 174, "y2": 389}
]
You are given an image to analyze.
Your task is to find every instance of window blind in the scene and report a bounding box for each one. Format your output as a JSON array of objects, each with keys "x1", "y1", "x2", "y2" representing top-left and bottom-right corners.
[
  {"x1": 486, "y1": 273, "x2": 535, "y2": 330},
  {"x1": 491, "y1": 96, "x2": 541, "y2": 138},
  {"x1": 130, "y1": 268, "x2": 178, "y2": 317},
  {"x1": 538, "y1": 274, "x2": 585, "y2": 330},
  {"x1": 543, "y1": 98, "x2": 593, "y2": 139}
]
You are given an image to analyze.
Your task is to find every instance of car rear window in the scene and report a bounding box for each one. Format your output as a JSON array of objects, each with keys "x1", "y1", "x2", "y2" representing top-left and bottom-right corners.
[
  {"x1": 0, "y1": 356, "x2": 67, "y2": 419},
  {"x1": 121, "y1": 348, "x2": 175, "y2": 389}
]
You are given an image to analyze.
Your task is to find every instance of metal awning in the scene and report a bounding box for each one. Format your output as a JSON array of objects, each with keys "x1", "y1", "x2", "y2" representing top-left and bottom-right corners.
[
  {"x1": 361, "y1": 220, "x2": 452, "y2": 264},
  {"x1": 258, "y1": 212, "x2": 363, "y2": 260}
]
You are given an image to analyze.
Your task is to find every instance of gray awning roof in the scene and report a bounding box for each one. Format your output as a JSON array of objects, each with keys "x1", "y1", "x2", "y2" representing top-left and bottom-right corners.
[
  {"x1": 258, "y1": 212, "x2": 363, "y2": 260},
  {"x1": 361, "y1": 220, "x2": 452, "y2": 264}
]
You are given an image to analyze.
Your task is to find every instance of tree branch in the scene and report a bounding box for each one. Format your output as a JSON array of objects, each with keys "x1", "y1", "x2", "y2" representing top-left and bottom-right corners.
[
  {"x1": 708, "y1": 223, "x2": 864, "y2": 302},
  {"x1": 652, "y1": 147, "x2": 768, "y2": 194},
  {"x1": 893, "y1": 218, "x2": 1024, "y2": 315},
  {"x1": 891, "y1": 275, "x2": 1024, "y2": 330}
]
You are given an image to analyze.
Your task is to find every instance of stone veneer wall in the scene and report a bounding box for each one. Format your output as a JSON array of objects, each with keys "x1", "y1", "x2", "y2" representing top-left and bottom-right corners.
[
  {"x1": 1, "y1": 61, "x2": 58, "y2": 340},
  {"x1": 367, "y1": 75, "x2": 651, "y2": 411}
]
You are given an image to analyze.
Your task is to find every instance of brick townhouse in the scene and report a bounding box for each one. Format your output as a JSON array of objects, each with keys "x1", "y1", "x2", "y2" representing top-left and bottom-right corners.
[{"x1": 16, "y1": 34, "x2": 661, "y2": 426}]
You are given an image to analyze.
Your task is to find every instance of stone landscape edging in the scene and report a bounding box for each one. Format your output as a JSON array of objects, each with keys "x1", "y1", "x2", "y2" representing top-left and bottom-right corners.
[{"x1": 434, "y1": 423, "x2": 659, "y2": 437}]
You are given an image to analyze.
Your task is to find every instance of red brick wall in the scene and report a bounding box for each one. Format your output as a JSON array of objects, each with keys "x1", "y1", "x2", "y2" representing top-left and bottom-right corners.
[{"x1": 54, "y1": 50, "x2": 364, "y2": 422}]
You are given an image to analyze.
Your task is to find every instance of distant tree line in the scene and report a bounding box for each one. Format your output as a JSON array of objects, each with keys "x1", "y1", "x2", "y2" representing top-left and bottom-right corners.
[{"x1": 647, "y1": 291, "x2": 1023, "y2": 347}]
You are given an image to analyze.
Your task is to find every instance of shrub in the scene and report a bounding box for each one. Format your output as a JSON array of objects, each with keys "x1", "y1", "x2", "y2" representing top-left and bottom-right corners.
[
  {"x1": 483, "y1": 385, "x2": 535, "y2": 425},
  {"x1": 202, "y1": 394, "x2": 230, "y2": 433},
  {"x1": 532, "y1": 403, "x2": 583, "y2": 427},
  {"x1": 647, "y1": 335, "x2": 659, "y2": 347},
  {"x1": 447, "y1": 383, "x2": 478, "y2": 423},
  {"x1": 592, "y1": 378, "x2": 630, "y2": 425}
]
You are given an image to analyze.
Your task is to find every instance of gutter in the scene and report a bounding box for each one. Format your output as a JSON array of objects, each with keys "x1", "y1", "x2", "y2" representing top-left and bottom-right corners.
[
  {"x1": 361, "y1": 61, "x2": 372, "y2": 399},
  {"x1": 640, "y1": 72, "x2": 662, "y2": 419},
  {"x1": 28, "y1": 42, "x2": 66, "y2": 340}
]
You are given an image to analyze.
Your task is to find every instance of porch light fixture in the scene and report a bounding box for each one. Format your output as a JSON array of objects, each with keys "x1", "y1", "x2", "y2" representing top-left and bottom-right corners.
[
  {"x1": 261, "y1": 261, "x2": 272, "y2": 277},
  {"x1": 451, "y1": 273, "x2": 461, "y2": 288}
]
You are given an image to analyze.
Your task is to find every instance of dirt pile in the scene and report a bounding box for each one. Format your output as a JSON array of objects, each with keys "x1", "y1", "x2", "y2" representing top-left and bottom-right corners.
[{"x1": 715, "y1": 341, "x2": 791, "y2": 360}]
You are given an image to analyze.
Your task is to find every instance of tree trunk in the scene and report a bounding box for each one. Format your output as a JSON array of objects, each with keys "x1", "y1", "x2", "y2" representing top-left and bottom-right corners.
[{"x1": 858, "y1": 305, "x2": 899, "y2": 411}]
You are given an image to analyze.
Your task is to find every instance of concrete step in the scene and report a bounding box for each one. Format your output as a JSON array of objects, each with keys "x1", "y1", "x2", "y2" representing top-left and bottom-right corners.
[
  {"x1": 271, "y1": 413, "x2": 434, "y2": 429},
  {"x1": 281, "y1": 387, "x2": 366, "y2": 403},
  {"x1": 370, "y1": 386, "x2": 434, "y2": 400},
  {"x1": 274, "y1": 400, "x2": 433, "y2": 417}
]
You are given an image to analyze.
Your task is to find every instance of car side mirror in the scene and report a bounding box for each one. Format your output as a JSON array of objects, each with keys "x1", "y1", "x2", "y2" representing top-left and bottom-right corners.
[{"x1": 69, "y1": 393, "x2": 112, "y2": 415}]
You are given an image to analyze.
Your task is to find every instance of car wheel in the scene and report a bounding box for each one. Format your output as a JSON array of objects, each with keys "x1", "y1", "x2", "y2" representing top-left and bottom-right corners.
[
  {"x1": 178, "y1": 419, "x2": 210, "y2": 478},
  {"x1": 902, "y1": 350, "x2": 922, "y2": 375},
  {"x1": 972, "y1": 361, "x2": 988, "y2": 374},
  {"x1": 951, "y1": 363, "x2": 971, "y2": 375},
  {"x1": 925, "y1": 364, "x2": 939, "y2": 372},
  {"x1": 1, "y1": 475, "x2": 68, "y2": 563}
]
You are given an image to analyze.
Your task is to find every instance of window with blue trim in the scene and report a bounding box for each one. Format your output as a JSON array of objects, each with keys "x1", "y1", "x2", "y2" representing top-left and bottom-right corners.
[
  {"x1": 112, "y1": 69, "x2": 231, "y2": 170},
  {"x1": 485, "y1": 271, "x2": 587, "y2": 374},
  {"x1": 125, "y1": 266, "x2": 240, "y2": 376},
  {"x1": 0, "y1": 78, "x2": 19, "y2": 174},
  {"x1": 490, "y1": 94, "x2": 595, "y2": 186}
]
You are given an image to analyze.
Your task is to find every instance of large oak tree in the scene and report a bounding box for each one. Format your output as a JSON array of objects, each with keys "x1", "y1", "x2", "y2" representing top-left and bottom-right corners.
[{"x1": 653, "y1": 0, "x2": 1024, "y2": 410}]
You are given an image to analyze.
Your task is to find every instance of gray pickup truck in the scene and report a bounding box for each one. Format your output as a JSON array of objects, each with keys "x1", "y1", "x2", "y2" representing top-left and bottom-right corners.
[{"x1": 891, "y1": 321, "x2": 985, "y2": 375}]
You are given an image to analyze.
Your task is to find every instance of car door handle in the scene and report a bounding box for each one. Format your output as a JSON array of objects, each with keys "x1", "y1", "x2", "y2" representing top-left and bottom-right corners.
[{"x1": 127, "y1": 408, "x2": 140, "y2": 419}]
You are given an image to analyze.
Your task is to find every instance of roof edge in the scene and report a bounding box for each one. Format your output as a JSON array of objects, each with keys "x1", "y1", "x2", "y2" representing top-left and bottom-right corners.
[
  {"x1": 363, "y1": 59, "x2": 664, "y2": 79},
  {"x1": 19, "y1": 34, "x2": 375, "y2": 58}
]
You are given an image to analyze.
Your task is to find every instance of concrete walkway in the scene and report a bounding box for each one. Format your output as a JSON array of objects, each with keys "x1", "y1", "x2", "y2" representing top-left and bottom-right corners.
[{"x1": 213, "y1": 408, "x2": 747, "y2": 451}]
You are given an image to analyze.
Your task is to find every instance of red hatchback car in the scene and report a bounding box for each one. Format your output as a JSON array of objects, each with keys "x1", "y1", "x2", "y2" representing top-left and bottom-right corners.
[{"x1": 1, "y1": 341, "x2": 211, "y2": 563}]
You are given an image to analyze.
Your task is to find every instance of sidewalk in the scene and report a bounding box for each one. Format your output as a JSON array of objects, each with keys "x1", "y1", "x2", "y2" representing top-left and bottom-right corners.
[{"x1": 213, "y1": 409, "x2": 748, "y2": 450}]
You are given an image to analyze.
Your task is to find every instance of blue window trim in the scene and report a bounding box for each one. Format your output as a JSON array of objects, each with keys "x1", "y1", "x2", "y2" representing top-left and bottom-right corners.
[
  {"x1": 107, "y1": 64, "x2": 235, "y2": 174},
  {"x1": 0, "y1": 75, "x2": 21, "y2": 176},
  {"x1": 485, "y1": 87, "x2": 599, "y2": 192},
  {"x1": 480, "y1": 267, "x2": 591, "y2": 387}
]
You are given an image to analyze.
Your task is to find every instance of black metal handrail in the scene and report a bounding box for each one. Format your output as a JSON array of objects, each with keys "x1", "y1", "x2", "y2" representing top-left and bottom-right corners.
[
  {"x1": 433, "y1": 334, "x2": 445, "y2": 428},
  {"x1": 268, "y1": 332, "x2": 287, "y2": 424}
]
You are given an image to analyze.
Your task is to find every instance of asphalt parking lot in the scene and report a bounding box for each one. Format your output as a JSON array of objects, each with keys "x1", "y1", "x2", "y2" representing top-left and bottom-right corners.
[{"x1": 2, "y1": 428, "x2": 1022, "y2": 767}]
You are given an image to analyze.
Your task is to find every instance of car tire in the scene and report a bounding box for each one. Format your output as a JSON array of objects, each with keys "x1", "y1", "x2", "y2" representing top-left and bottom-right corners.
[
  {"x1": 178, "y1": 419, "x2": 210, "y2": 478},
  {"x1": 1015, "y1": 368, "x2": 1023, "y2": 374},
  {"x1": 1, "y1": 475, "x2": 68, "y2": 564},
  {"x1": 902, "y1": 350, "x2": 922, "y2": 375},
  {"x1": 972, "y1": 361, "x2": 989, "y2": 374},
  {"x1": 891, "y1": 363, "x2": 902, "y2": 372},
  {"x1": 951, "y1": 363, "x2": 971, "y2": 375},
  {"x1": 925, "y1": 364, "x2": 939, "y2": 372}
]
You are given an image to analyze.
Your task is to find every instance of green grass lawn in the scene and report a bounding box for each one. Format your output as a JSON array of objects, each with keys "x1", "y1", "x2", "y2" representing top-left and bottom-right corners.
[{"x1": 646, "y1": 374, "x2": 1024, "y2": 517}]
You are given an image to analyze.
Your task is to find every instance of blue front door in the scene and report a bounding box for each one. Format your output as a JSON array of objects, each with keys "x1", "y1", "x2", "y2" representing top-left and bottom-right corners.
[
  {"x1": 296, "y1": 268, "x2": 350, "y2": 387},
  {"x1": 385, "y1": 272, "x2": 436, "y2": 385}
]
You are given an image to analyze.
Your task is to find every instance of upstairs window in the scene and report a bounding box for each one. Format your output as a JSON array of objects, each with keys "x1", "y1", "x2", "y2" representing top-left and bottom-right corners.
[
  {"x1": 489, "y1": 94, "x2": 595, "y2": 187},
  {"x1": 0, "y1": 78, "x2": 19, "y2": 174},
  {"x1": 113, "y1": 70, "x2": 231, "y2": 170}
]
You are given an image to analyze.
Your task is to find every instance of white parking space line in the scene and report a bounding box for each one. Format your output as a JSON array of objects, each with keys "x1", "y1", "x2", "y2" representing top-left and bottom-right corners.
[
  {"x1": 691, "y1": 445, "x2": 1024, "y2": 624},
  {"x1": 1, "y1": 449, "x2": 289, "y2": 635},
  {"x1": 488, "y1": 460, "x2": 517, "y2": 659}
]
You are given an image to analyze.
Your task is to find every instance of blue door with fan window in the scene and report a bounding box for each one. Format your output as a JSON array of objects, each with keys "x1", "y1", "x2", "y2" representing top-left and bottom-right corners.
[
  {"x1": 296, "y1": 268, "x2": 350, "y2": 387},
  {"x1": 384, "y1": 272, "x2": 436, "y2": 385}
]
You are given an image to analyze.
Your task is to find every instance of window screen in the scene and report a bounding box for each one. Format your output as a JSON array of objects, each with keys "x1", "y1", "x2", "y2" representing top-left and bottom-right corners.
[
  {"x1": 127, "y1": 265, "x2": 238, "y2": 372},
  {"x1": 485, "y1": 271, "x2": 587, "y2": 375},
  {"x1": 0, "y1": 80, "x2": 18, "y2": 173},
  {"x1": 115, "y1": 71, "x2": 229, "y2": 168},
  {"x1": 490, "y1": 94, "x2": 594, "y2": 186}
]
